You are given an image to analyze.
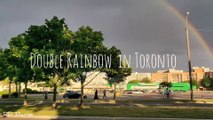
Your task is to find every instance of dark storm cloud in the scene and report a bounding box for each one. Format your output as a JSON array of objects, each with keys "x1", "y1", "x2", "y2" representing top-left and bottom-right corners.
[{"x1": 0, "y1": 0, "x2": 212, "y2": 72}]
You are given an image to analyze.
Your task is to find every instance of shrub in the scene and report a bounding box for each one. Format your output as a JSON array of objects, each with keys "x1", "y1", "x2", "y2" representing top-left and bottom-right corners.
[
  {"x1": 32, "y1": 90, "x2": 38, "y2": 93},
  {"x1": 141, "y1": 77, "x2": 151, "y2": 83},
  {"x1": 200, "y1": 77, "x2": 212, "y2": 88},
  {"x1": 2, "y1": 94, "x2": 9, "y2": 98},
  {"x1": 23, "y1": 88, "x2": 33, "y2": 93},
  {"x1": 159, "y1": 82, "x2": 172, "y2": 88}
]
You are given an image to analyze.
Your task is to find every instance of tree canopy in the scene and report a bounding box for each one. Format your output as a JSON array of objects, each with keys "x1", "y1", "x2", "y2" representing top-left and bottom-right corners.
[{"x1": 0, "y1": 16, "x2": 130, "y2": 107}]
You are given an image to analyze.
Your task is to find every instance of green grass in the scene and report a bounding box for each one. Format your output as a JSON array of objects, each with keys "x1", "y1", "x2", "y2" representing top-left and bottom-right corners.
[
  {"x1": 118, "y1": 99, "x2": 213, "y2": 104},
  {"x1": 1, "y1": 104, "x2": 213, "y2": 119}
]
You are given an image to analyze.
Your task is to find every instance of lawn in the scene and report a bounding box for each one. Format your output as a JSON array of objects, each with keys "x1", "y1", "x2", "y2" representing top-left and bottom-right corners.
[{"x1": 1, "y1": 104, "x2": 213, "y2": 119}]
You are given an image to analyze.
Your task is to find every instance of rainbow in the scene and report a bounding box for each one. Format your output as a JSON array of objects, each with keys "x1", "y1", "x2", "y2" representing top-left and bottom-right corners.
[{"x1": 162, "y1": 0, "x2": 213, "y2": 62}]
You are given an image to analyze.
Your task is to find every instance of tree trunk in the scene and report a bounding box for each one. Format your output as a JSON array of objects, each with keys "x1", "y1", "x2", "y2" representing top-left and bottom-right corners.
[
  {"x1": 8, "y1": 80, "x2": 12, "y2": 99},
  {"x1": 113, "y1": 84, "x2": 117, "y2": 100},
  {"x1": 18, "y1": 82, "x2": 21, "y2": 98},
  {"x1": 15, "y1": 82, "x2": 18, "y2": 93},
  {"x1": 52, "y1": 83, "x2": 57, "y2": 109},
  {"x1": 23, "y1": 82, "x2": 28, "y2": 106},
  {"x1": 79, "y1": 80, "x2": 84, "y2": 106}
]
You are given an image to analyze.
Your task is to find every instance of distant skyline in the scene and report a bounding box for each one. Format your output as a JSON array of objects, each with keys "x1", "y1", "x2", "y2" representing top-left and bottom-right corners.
[{"x1": 0, "y1": 0, "x2": 213, "y2": 72}]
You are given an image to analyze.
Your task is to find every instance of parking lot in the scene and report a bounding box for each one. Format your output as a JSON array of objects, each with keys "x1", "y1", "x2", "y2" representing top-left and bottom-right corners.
[{"x1": 25, "y1": 90, "x2": 213, "y2": 101}]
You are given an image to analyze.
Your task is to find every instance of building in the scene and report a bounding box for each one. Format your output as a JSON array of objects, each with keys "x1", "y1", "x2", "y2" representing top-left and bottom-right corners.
[
  {"x1": 70, "y1": 72, "x2": 110, "y2": 92},
  {"x1": 125, "y1": 72, "x2": 151, "y2": 83},
  {"x1": 151, "y1": 67, "x2": 209, "y2": 83},
  {"x1": 205, "y1": 71, "x2": 213, "y2": 79}
]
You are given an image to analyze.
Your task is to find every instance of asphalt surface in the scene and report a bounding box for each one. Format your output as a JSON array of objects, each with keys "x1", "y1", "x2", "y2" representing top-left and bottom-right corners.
[{"x1": 1, "y1": 116, "x2": 212, "y2": 120}]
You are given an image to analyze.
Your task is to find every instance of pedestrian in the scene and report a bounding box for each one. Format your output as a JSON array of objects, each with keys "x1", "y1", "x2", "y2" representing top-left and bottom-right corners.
[
  {"x1": 166, "y1": 88, "x2": 171, "y2": 99},
  {"x1": 94, "y1": 89, "x2": 99, "y2": 100},
  {"x1": 103, "y1": 89, "x2": 107, "y2": 99},
  {"x1": 44, "y1": 91, "x2": 48, "y2": 100}
]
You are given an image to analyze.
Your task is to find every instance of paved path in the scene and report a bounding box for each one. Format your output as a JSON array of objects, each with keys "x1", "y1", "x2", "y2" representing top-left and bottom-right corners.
[{"x1": 1, "y1": 116, "x2": 212, "y2": 120}]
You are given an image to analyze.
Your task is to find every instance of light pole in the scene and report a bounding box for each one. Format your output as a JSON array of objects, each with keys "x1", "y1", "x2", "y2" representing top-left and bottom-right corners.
[
  {"x1": 80, "y1": 71, "x2": 87, "y2": 106},
  {"x1": 185, "y1": 11, "x2": 193, "y2": 101}
]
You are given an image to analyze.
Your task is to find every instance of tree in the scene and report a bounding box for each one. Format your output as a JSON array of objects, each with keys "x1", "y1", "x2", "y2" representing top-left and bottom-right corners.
[
  {"x1": 0, "y1": 46, "x2": 23, "y2": 100},
  {"x1": 200, "y1": 77, "x2": 213, "y2": 88},
  {"x1": 159, "y1": 82, "x2": 172, "y2": 89},
  {"x1": 128, "y1": 80, "x2": 141, "y2": 84},
  {"x1": 24, "y1": 16, "x2": 73, "y2": 109},
  {"x1": 104, "y1": 47, "x2": 132, "y2": 100},
  {"x1": 141, "y1": 77, "x2": 151, "y2": 83},
  {"x1": 8, "y1": 34, "x2": 34, "y2": 105},
  {"x1": 3, "y1": 16, "x2": 127, "y2": 108},
  {"x1": 128, "y1": 77, "x2": 151, "y2": 84},
  {"x1": 71, "y1": 26, "x2": 107, "y2": 106}
]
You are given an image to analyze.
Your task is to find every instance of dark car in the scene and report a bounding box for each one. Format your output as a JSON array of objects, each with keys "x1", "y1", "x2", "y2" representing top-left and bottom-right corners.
[
  {"x1": 63, "y1": 91, "x2": 81, "y2": 99},
  {"x1": 63, "y1": 91, "x2": 87, "y2": 99}
]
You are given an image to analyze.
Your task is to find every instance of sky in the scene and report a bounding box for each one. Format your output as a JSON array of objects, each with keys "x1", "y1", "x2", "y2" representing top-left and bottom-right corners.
[{"x1": 0, "y1": 0, "x2": 213, "y2": 72}]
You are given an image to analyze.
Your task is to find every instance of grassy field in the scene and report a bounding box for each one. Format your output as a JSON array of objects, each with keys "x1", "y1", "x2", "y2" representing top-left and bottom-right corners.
[{"x1": 1, "y1": 104, "x2": 213, "y2": 119}]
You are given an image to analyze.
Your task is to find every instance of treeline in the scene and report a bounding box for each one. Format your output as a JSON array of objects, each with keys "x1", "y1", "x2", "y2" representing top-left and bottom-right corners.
[{"x1": 0, "y1": 16, "x2": 131, "y2": 109}]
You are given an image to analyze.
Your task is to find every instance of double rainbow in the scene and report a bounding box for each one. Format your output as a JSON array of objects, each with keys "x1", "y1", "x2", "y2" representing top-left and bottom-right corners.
[{"x1": 162, "y1": 0, "x2": 213, "y2": 62}]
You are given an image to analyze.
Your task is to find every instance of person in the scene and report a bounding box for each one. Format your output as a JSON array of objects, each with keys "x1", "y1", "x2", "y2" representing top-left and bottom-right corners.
[
  {"x1": 94, "y1": 89, "x2": 99, "y2": 100},
  {"x1": 44, "y1": 91, "x2": 48, "y2": 100},
  {"x1": 165, "y1": 88, "x2": 171, "y2": 99},
  {"x1": 103, "y1": 89, "x2": 107, "y2": 99}
]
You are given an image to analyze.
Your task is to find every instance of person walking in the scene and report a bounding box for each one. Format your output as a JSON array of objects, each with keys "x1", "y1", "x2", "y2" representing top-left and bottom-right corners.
[
  {"x1": 94, "y1": 89, "x2": 99, "y2": 100},
  {"x1": 103, "y1": 89, "x2": 107, "y2": 99}
]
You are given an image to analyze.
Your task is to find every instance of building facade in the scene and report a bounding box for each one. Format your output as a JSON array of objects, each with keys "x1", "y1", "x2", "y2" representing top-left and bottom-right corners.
[{"x1": 151, "y1": 67, "x2": 209, "y2": 83}]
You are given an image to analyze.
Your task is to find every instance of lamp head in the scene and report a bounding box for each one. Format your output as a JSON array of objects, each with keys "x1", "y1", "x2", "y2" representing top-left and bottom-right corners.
[{"x1": 186, "y1": 12, "x2": 190, "y2": 16}]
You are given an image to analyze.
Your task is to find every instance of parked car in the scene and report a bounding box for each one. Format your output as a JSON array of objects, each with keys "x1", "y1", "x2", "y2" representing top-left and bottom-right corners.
[
  {"x1": 131, "y1": 90, "x2": 144, "y2": 94},
  {"x1": 63, "y1": 90, "x2": 87, "y2": 99},
  {"x1": 123, "y1": 90, "x2": 132, "y2": 94}
]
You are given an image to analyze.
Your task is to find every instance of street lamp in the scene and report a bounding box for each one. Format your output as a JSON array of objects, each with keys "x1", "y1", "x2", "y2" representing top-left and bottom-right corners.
[
  {"x1": 185, "y1": 11, "x2": 193, "y2": 101},
  {"x1": 79, "y1": 71, "x2": 87, "y2": 106}
]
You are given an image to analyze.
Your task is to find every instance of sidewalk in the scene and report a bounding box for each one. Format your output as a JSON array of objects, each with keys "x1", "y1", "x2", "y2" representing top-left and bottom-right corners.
[{"x1": 2, "y1": 115, "x2": 212, "y2": 120}]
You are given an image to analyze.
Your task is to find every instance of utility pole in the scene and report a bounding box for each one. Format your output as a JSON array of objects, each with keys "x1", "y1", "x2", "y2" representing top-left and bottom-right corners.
[{"x1": 185, "y1": 11, "x2": 193, "y2": 101}]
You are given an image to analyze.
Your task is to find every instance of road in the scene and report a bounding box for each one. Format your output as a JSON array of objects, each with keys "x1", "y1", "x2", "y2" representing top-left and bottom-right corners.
[{"x1": 24, "y1": 91, "x2": 213, "y2": 101}]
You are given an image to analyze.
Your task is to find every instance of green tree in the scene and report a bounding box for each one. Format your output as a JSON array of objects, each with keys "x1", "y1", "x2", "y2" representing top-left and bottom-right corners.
[
  {"x1": 104, "y1": 47, "x2": 132, "y2": 100},
  {"x1": 8, "y1": 34, "x2": 34, "y2": 105},
  {"x1": 141, "y1": 77, "x2": 151, "y2": 83},
  {"x1": 0, "y1": 47, "x2": 21, "y2": 99},
  {"x1": 128, "y1": 80, "x2": 141, "y2": 84},
  {"x1": 159, "y1": 82, "x2": 172, "y2": 88},
  {"x1": 200, "y1": 77, "x2": 212, "y2": 88},
  {"x1": 71, "y1": 26, "x2": 107, "y2": 106},
  {"x1": 24, "y1": 16, "x2": 73, "y2": 109}
]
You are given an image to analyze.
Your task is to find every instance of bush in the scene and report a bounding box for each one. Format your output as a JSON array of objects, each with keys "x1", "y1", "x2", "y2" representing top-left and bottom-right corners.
[
  {"x1": 200, "y1": 77, "x2": 213, "y2": 88},
  {"x1": 1, "y1": 92, "x2": 18, "y2": 99},
  {"x1": 2, "y1": 94, "x2": 9, "y2": 98},
  {"x1": 159, "y1": 82, "x2": 172, "y2": 88},
  {"x1": 23, "y1": 88, "x2": 39, "y2": 94},
  {"x1": 23, "y1": 88, "x2": 33, "y2": 93},
  {"x1": 128, "y1": 80, "x2": 141, "y2": 84},
  {"x1": 32, "y1": 90, "x2": 39, "y2": 93},
  {"x1": 141, "y1": 77, "x2": 151, "y2": 83}
]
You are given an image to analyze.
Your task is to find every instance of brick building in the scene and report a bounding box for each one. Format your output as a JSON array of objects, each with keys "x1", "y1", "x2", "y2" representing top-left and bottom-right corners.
[{"x1": 151, "y1": 67, "x2": 209, "y2": 83}]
